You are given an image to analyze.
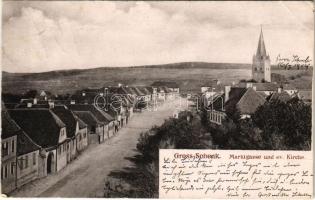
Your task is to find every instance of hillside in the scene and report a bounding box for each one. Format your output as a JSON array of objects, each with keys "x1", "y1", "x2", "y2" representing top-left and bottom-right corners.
[
  {"x1": 2, "y1": 62, "x2": 252, "y2": 94},
  {"x1": 2, "y1": 62, "x2": 312, "y2": 95}
]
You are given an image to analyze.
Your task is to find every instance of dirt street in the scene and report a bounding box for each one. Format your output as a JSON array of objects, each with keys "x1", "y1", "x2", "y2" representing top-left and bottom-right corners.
[{"x1": 10, "y1": 98, "x2": 187, "y2": 197}]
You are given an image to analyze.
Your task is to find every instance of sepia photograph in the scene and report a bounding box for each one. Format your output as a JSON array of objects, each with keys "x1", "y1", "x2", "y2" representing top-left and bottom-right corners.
[{"x1": 1, "y1": 1, "x2": 313, "y2": 198}]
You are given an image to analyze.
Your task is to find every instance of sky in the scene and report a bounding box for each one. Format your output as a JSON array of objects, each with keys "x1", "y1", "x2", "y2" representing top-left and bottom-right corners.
[{"x1": 2, "y1": 1, "x2": 314, "y2": 73}]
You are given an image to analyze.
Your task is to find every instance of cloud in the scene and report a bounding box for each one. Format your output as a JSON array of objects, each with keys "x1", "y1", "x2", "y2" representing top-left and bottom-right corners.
[{"x1": 2, "y1": 1, "x2": 314, "y2": 72}]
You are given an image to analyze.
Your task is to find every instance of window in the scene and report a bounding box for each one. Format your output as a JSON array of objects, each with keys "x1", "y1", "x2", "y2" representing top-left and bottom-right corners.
[
  {"x1": 19, "y1": 158, "x2": 23, "y2": 170},
  {"x1": 4, "y1": 165, "x2": 8, "y2": 178},
  {"x1": 11, "y1": 140, "x2": 15, "y2": 153},
  {"x1": 11, "y1": 162, "x2": 14, "y2": 175},
  {"x1": 58, "y1": 146, "x2": 61, "y2": 155},
  {"x1": 25, "y1": 155, "x2": 28, "y2": 168},
  {"x1": 33, "y1": 153, "x2": 36, "y2": 165},
  {"x1": 2, "y1": 141, "x2": 8, "y2": 157}
]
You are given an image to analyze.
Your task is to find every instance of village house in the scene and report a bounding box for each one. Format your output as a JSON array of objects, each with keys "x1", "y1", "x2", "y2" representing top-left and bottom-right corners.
[
  {"x1": 68, "y1": 104, "x2": 115, "y2": 142},
  {"x1": 75, "y1": 116, "x2": 89, "y2": 152},
  {"x1": 266, "y1": 89, "x2": 292, "y2": 103},
  {"x1": 9, "y1": 109, "x2": 69, "y2": 177},
  {"x1": 16, "y1": 131, "x2": 41, "y2": 188},
  {"x1": 2, "y1": 107, "x2": 42, "y2": 194},
  {"x1": 1, "y1": 108, "x2": 19, "y2": 194},
  {"x1": 51, "y1": 105, "x2": 88, "y2": 162},
  {"x1": 151, "y1": 81, "x2": 180, "y2": 94},
  {"x1": 73, "y1": 111, "x2": 104, "y2": 145},
  {"x1": 208, "y1": 85, "x2": 266, "y2": 125}
]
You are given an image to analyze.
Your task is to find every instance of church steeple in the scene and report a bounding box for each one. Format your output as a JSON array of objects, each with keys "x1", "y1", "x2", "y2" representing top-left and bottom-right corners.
[
  {"x1": 252, "y1": 26, "x2": 271, "y2": 82},
  {"x1": 256, "y1": 26, "x2": 267, "y2": 57}
]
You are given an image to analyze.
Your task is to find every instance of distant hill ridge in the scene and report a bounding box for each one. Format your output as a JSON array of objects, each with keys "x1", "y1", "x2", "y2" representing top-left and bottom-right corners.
[{"x1": 3, "y1": 62, "x2": 251, "y2": 75}]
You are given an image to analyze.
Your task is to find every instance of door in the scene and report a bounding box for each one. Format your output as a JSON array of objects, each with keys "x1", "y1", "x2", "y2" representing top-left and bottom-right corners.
[{"x1": 47, "y1": 152, "x2": 54, "y2": 174}]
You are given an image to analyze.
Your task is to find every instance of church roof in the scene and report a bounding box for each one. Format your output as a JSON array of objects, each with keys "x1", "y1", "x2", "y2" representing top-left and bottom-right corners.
[{"x1": 256, "y1": 28, "x2": 267, "y2": 57}]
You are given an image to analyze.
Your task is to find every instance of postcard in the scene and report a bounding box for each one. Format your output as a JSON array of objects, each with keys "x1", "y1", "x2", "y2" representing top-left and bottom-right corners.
[{"x1": 1, "y1": 1, "x2": 313, "y2": 198}]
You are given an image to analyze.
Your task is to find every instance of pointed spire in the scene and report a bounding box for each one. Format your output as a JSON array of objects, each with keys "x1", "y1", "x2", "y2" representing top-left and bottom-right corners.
[{"x1": 256, "y1": 26, "x2": 267, "y2": 57}]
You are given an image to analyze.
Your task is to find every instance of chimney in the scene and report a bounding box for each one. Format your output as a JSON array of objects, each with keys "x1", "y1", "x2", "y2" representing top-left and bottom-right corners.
[
  {"x1": 48, "y1": 101, "x2": 55, "y2": 109},
  {"x1": 278, "y1": 87, "x2": 282, "y2": 93},
  {"x1": 225, "y1": 85, "x2": 231, "y2": 102},
  {"x1": 33, "y1": 98, "x2": 38, "y2": 105},
  {"x1": 27, "y1": 103, "x2": 32, "y2": 108},
  {"x1": 232, "y1": 81, "x2": 235, "y2": 86}
]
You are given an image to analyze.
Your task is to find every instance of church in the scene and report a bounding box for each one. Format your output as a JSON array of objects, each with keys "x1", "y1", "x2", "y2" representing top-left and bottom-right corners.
[{"x1": 252, "y1": 28, "x2": 271, "y2": 82}]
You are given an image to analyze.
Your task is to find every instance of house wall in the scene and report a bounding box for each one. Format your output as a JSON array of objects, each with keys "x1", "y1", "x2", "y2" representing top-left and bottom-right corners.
[
  {"x1": 77, "y1": 127, "x2": 88, "y2": 152},
  {"x1": 1, "y1": 136, "x2": 17, "y2": 194},
  {"x1": 17, "y1": 150, "x2": 39, "y2": 187},
  {"x1": 70, "y1": 138, "x2": 77, "y2": 161},
  {"x1": 56, "y1": 142, "x2": 68, "y2": 172},
  {"x1": 209, "y1": 110, "x2": 226, "y2": 125},
  {"x1": 108, "y1": 122, "x2": 115, "y2": 138}
]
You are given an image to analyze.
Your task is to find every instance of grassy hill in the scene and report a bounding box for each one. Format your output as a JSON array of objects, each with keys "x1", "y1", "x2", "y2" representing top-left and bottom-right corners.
[
  {"x1": 2, "y1": 62, "x2": 312, "y2": 95},
  {"x1": 2, "y1": 62, "x2": 252, "y2": 94}
]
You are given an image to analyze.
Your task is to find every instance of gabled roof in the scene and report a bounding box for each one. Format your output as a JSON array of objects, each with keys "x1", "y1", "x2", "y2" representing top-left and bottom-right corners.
[
  {"x1": 225, "y1": 87, "x2": 247, "y2": 112},
  {"x1": 73, "y1": 111, "x2": 101, "y2": 127},
  {"x1": 138, "y1": 87, "x2": 151, "y2": 95},
  {"x1": 9, "y1": 109, "x2": 65, "y2": 148},
  {"x1": 145, "y1": 86, "x2": 154, "y2": 93},
  {"x1": 236, "y1": 88, "x2": 266, "y2": 114},
  {"x1": 151, "y1": 81, "x2": 179, "y2": 88},
  {"x1": 267, "y1": 91, "x2": 291, "y2": 103},
  {"x1": 52, "y1": 105, "x2": 78, "y2": 138},
  {"x1": 75, "y1": 115, "x2": 88, "y2": 129},
  {"x1": 2, "y1": 105, "x2": 20, "y2": 139},
  {"x1": 17, "y1": 131, "x2": 41, "y2": 156},
  {"x1": 68, "y1": 104, "x2": 114, "y2": 124},
  {"x1": 132, "y1": 87, "x2": 145, "y2": 96},
  {"x1": 125, "y1": 87, "x2": 137, "y2": 95}
]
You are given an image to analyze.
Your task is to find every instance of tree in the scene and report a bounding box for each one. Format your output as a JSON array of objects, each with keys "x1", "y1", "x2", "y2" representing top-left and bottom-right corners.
[
  {"x1": 24, "y1": 89, "x2": 38, "y2": 98},
  {"x1": 252, "y1": 97, "x2": 311, "y2": 150}
]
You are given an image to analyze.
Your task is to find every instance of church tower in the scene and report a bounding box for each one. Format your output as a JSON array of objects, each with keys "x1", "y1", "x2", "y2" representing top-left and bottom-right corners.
[{"x1": 252, "y1": 27, "x2": 271, "y2": 82}]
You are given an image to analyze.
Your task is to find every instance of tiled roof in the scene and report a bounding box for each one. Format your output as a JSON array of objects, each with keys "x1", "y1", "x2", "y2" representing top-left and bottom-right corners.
[
  {"x1": 132, "y1": 87, "x2": 145, "y2": 96},
  {"x1": 17, "y1": 131, "x2": 41, "y2": 156},
  {"x1": 236, "y1": 88, "x2": 266, "y2": 114},
  {"x1": 224, "y1": 87, "x2": 247, "y2": 112},
  {"x1": 73, "y1": 111, "x2": 101, "y2": 127},
  {"x1": 52, "y1": 105, "x2": 78, "y2": 138},
  {"x1": 2, "y1": 106, "x2": 20, "y2": 139},
  {"x1": 68, "y1": 104, "x2": 114, "y2": 124},
  {"x1": 145, "y1": 86, "x2": 154, "y2": 93},
  {"x1": 9, "y1": 109, "x2": 66, "y2": 148},
  {"x1": 138, "y1": 87, "x2": 151, "y2": 95},
  {"x1": 75, "y1": 115, "x2": 88, "y2": 129},
  {"x1": 267, "y1": 91, "x2": 291, "y2": 102}
]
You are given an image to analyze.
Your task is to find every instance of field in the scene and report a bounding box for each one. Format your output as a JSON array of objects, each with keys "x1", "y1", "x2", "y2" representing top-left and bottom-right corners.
[{"x1": 2, "y1": 62, "x2": 312, "y2": 95}]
